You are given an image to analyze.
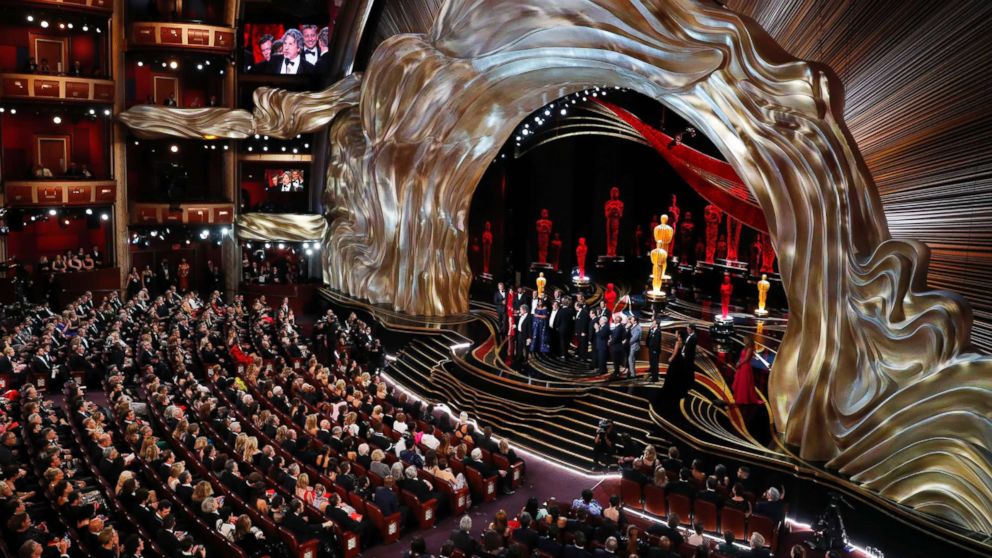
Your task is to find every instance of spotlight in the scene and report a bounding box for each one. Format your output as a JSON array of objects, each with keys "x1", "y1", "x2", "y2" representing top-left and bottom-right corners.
[
  {"x1": 137, "y1": 61, "x2": 144, "y2": 67},
  {"x1": 223, "y1": 145, "x2": 228, "y2": 150},
  {"x1": 161, "y1": 62, "x2": 167, "y2": 68},
  {"x1": 48, "y1": 209, "x2": 57, "y2": 216},
  {"x1": 82, "y1": 24, "x2": 89, "y2": 32},
  {"x1": 305, "y1": 248, "x2": 313, "y2": 255},
  {"x1": 26, "y1": 15, "x2": 33, "y2": 22},
  {"x1": 277, "y1": 243, "x2": 285, "y2": 249},
  {"x1": 169, "y1": 144, "x2": 179, "y2": 153},
  {"x1": 247, "y1": 146, "x2": 253, "y2": 152},
  {"x1": 263, "y1": 135, "x2": 268, "y2": 140},
  {"x1": 134, "y1": 140, "x2": 140, "y2": 146},
  {"x1": 560, "y1": 109, "x2": 567, "y2": 115},
  {"x1": 85, "y1": 208, "x2": 93, "y2": 215},
  {"x1": 63, "y1": 219, "x2": 70, "y2": 226},
  {"x1": 199, "y1": 230, "x2": 209, "y2": 239},
  {"x1": 292, "y1": 148, "x2": 298, "y2": 154},
  {"x1": 264, "y1": 243, "x2": 271, "y2": 249},
  {"x1": 169, "y1": 60, "x2": 179, "y2": 70},
  {"x1": 185, "y1": 239, "x2": 190, "y2": 245},
  {"x1": 89, "y1": 108, "x2": 96, "y2": 115},
  {"x1": 9, "y1": 109, "x2": 15, "y2": 114},
  {"x1": 40, "y1": 20, "x2": 49, "y2": 28},
  {"x1": 281, "y1": 147, "x2": 286, "y2": 152},
  {"x1": 304, "y1": 143, "x2": 310, "y2": 149},
  {"x1": 100, "y1": 213, "x2": 109, "y2": 221},
  {"x1": 58, "y1": 23, "x2": 66, "y2": 30},
  {"x1": 196, "y1": 64, "x2": 203, "y2": 70},
  {"x1": 205, "y1": 60, "x2": 211, "y2": 66},
  {"x1": 52, "y1": 115, "x2": 62, "y2": 124},
  {"x1": 254, "y1": 134, "x2": 260, "y2": 139},
  {"x1": 246, "y1": 242, "x2": 252, "y2": 248},
  {"x1": 150, "y1": 230, "x2": 158, "y2": 237},
  {"x1": 544, "y1": 110, "x2": 551, "y2": 116},
  {"x1": 0, "y1": 108, "x2": 4, "y2": 113},
  {"x1": 67, "y1": 23, "x2": 73, "y2": 29},
  {"x1": 219, "y1": 69, "x2": 224, "y2": 75},
  {"x1": 96, "y1": 27, "x2": 101, "y2": 33},
  {"x1": 262, "y1": 146, "x2": 268, "y2": 151}
]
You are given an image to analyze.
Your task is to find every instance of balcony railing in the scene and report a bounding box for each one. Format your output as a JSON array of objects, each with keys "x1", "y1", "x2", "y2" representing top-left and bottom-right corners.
[
  {"x1": 130, "y1": 22, "x2": 236, "y2": 52},
  {"x1": 4, "y1": 179, "x2": 116, "y2": 206},
  {"x1": 14, "y1": 0, "x2": 112, "y2": 14},
  {"x1": 130, "y1": 202, "x2": 235, "y2": 225},
  {"x1": 0, "y1": 73, "x2": 115, "y2": 103}
]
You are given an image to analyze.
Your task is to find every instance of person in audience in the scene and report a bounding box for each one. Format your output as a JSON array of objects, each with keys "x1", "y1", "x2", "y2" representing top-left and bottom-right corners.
[
  {"x1": 450, "y1": 514, "x2": 479, "y2": 556},
  {"x1": 717, "y1": 530, "x2": 739, "y2": 556},
  {"x1": 403, "y1": 536, "x2": 430, "y2": 558},
  {"x1": 654, "y1": 536, "x2": 680, "y2": 558},
  {"x1": 753, "y1": 487, "x2": 785, "y2": 524},
  {"x1": 602, "y1": 494, "x2": 626, "y2": 528},
  {"x1": 745, "y1": 532, "x2": 770, "y2": 558},
  {"x1": 512, "y1": 511, "x2": 539, "y2": 550},
  {"x1": 789, "y1": 545, "x2": 807, "y2": 558},
  {"x1": 647, "y1": 513, "x2": 684, "y2": 549},
  {"x1": 687, "y1": 522, "x2": 705, "y2": 546},
  {"x1": 465, "y1": 447, "x2": 514, "y2": 495},
  {"x1": 563, "y1": 530, "x2": 592, "y2": 558},
  {"x1": 571, "y1": 488, "x2": 602, "y2": 516},
  {"x1": 593, "y1": 536, "x2": 620, "y2": 558}
]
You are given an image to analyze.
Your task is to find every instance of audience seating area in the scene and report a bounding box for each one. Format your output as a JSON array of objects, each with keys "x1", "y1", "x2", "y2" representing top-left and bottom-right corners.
[{"x1": 0, "y1": 288, "x2": 794, "y2": 558}]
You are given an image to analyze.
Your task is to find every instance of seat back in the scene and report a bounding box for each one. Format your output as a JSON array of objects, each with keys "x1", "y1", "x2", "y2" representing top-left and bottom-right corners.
[
  {"x1": 644, "y1": 484, "x2": 667, "y2": 517},
  {"x1": 348, "y1": 492, "x2": 366, "y2": 514},
  {"x1": 693, "y1": 499, "x2": 719, "y2": 532},
  {"x1": 748, "y1": 513, "x2": 777, "y2": 548},
  {"x1": 668, "y1": 493, "x2": 692, "y2": 524},
  {"x1": 400, "y1": 489, "x2": 438, "y2": 529},
  {"x1": 465, "y1": 465, "x2": 497, "y2": 503},
  {"x1": 720, "y1": 506, "x2": 747, "y2": 541},
  {"x1": 365, "y1": 501, "x2": 401, "y2": 544},
  {"x1": 620, "y1": 477, "x2": 643, "y2": 510}
]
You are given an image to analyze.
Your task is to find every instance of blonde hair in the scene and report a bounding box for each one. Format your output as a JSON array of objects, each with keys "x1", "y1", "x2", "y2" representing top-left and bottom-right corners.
[{"x1": 242, "y1": 436, "x2": 259, "y2": 462}]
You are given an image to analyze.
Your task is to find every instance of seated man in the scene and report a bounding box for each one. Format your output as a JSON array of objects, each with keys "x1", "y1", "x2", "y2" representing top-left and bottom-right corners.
[
  {"x1": 562, "y1": 531, "x2": 592, "y2": 558},
  {"x1": 449, "y1": 515, "x2": 479, "y2": 556},
  {"x1": 753, "y1": 487, "x2": 785, "y2": 525},
  {"x1": 464, "y1": 447, "x2": 513, "y2": 495},
  {"x1": 570, "y1": 488, "x2": 602, "y2": 516},
  {"x1": 399, "y1": 465, "x2": 447, "y2": 511},
  {"x1": 373, "y1": 475, "x2": 408, "y2": 526}
]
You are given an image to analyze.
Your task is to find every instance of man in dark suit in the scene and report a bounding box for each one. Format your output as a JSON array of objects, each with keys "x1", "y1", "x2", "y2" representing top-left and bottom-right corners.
[
  {"x1": 696, "y1": 476, "x2": 723, "y2": 507},
  {"x1": 593, "y1": 316, "x2": 610, "y2": 375},
  {"x1": 666, "y1": 468, "x2": 696, "y2": 500},
  {"x1": 557, "y1": 299, "x2": 575, "y2": 358},
  {"x1": 562, "y1": 531, "x2": 592, "y2": 558},
  {"x1": 512, "y1": 512, "x2": 540, "y2": 549},
  {"x1": 753, "y1": 487, "x2": 785, "y2": 525},
  {"x1": 514, "y1": 304, "x2": 533, "y2": 370},
  {"x1": 646, "y1": 320, "x2": 663, "y2": 382},
  {"x1": 263, "y1": 29, "x2": 315, "y2": 75},
  {"x1": 399, "y1": 466, "x2": 442, "y2": 507},
  {"x1": 574, "y1": 301, "x2": 591, "y2": 359},
  {"x1": 682, "y1": 323, "x2": 698, "y2": 368},
  {"x1": 282, "y1": 499, "x2": 333, "y2": 541},
  {"x1": 373, "y1": 476, "x2": 407, "y2": 526},
  {"x1": 220, "y1": 460, "x2": 249, "y2": 499},
  {"x1": 548, "y1": 300, "x2": 562, "y2": 357},
  {"x1": 465, "y1": 448, "x2": 513, "y2": 495},
  {"x1": 156, "y1": 515, "x2": 180, "y2": 556},
  {"x1": 450, "y1": 515, "x2": 480, "y2": 556},
  {"x1": 592, "y1": 536, "x2": 620, "y2": 558},
  {"x1": 493, "y1": 283, "x2": 509, "y2": 335},
  {"x1": 608, "y1": 315, "x2": 627, "y2": 378}
]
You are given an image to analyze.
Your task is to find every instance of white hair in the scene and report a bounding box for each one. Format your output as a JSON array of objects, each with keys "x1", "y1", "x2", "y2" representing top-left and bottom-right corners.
[
  {"x1": 471, "y1": 448, "x2": 482, "y2": 460},
  {"x1": 459, "y1": 515, "x2": 472, "y2": 531}
]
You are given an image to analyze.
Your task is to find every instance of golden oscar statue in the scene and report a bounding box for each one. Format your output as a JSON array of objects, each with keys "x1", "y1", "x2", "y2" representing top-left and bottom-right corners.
[
  {"x1": 536, "y1": 272, "x2": 546, "y2": 299},
  {"x1": 649, "y1": 240, "x2": 668, "y2": 294},
  {"x1": 755, "y1": 273, "x2": 770, "y2": 316},
  {"x1": 652, "y1": 214, "x2": 675, "y2": 280}
]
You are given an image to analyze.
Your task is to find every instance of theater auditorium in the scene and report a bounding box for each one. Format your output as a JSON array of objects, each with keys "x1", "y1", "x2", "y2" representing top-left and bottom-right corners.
[{"x1": 1, "y1": 1, "x2": 991, "y2": 558}]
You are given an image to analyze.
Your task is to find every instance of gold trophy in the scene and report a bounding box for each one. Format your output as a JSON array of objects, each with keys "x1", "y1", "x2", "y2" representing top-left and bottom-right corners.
[
  {"x1": 653, "y1": 214, "x2": 674, "y2": 280},
  {"x1": 649, "y1": 241, "x2": 668, "y2": 294},
  {"x1": 755, "y1": 273, "x2": 770, "y2": 316},
  {"x1": 536, "y1": 272, "x2": 546, "y2": 299}
]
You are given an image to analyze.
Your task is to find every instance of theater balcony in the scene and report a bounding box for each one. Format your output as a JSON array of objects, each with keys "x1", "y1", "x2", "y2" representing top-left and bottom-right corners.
[
  {"x1": 129, "y1": 202, "x2": 234, "y2": 226},
  {"x1": 3, "y1": 178, "x2": 116, "y2": 207},
  {"x1": 125, "y1": 137, "x2": 234, "y2": 206},
  {"x1": 0, "y1": 73, "x2": 114, "y2": 103},
  {"x1": 124, "y1": 51, "x2": 231, "y2": 108},
  {"x1": 1, "y1": 105, "x2": 114, "y2": 184},
  {"x1": 129, "y1": 22, "x2": 236, "y2": 54},
  {"x1": 9, "y1": 0, "x2": 112, "y2": 15}
]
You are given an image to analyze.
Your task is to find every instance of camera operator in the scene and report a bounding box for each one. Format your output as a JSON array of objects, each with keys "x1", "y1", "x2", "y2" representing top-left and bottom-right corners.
[{"x1": 592, "y1": 419, "x2": 618, "y2": 470}]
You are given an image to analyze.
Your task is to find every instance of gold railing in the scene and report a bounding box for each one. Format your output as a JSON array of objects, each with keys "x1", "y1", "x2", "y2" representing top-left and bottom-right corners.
[
  {"x1": 4, "y1": 179, "x2": 116, "y2": 206},
  {"x1": 130, "y1": 22, "x2": 236, "y2": 52},
  {"x1": 130, "y1": 202, "x2": 235, "y2": 225},
  {"x1": 0, "y1": 73, "x2": 114, "y2": 103}
]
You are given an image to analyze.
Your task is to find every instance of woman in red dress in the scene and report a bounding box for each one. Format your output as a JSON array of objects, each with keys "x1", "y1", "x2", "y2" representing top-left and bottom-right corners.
[{"x1": 732, "y1": 336, "x2": 761, "y2": 424}]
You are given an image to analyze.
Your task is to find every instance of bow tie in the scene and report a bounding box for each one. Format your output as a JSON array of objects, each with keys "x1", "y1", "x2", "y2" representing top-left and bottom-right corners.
[{"x1": 306, "y1": 49, "x2": 317, "y2": 56}]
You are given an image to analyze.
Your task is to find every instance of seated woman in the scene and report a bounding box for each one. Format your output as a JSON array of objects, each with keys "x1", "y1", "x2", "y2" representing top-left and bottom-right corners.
[
  {"x1": 724, "y1": 482, "x2": 752, "y2": 516},
  {"x1": 82, "y1": 253, "x2": 95, "y2": 271}
]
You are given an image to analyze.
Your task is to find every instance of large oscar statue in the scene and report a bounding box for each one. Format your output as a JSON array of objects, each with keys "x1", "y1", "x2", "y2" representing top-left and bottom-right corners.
[
  {"x1": 760, "y1": 233, "x2": 776, "y2": 274},
  {"x1": 549, "y1": 233, "x2": 562, "y2": 271},
  {"x1": 678, "y1": 211, "x2": 695, "y2": 263},
  {"x1": 603, "y1": 186, "x2": 624, "y2": 258},
  {"x1": 535, "y1": 208, "x2": 553, "y2": 264},
  {"x1": 704, "y1": 203, "x2": 722, "y2": 263},
  {"x1": 755, "y1": 273, "x2": 770, "y2": 316},
  {"x1": 536, "y1": 272, "x2": 546, "y2": 300},
  {"x1": 749, "y1": 235, "x2": 763, "y2": 274},
  {"x1": 481, "y1": 221, "x2": 493, "y2": 278},
  {"x1": 720, "y1": 272, "x2": 734, "y2": 317},
  {"x1": 604, "y1": 283, "x2": 618, "y2": 313},
  {"x1": 726, "y1": 217, "x2": 742, "y2": 262},
  {"x1": 652, "y1": 214, "x2": 675, "y2": 281},
  {"x1": 573, "y1": 237, "x2": 590, "y2": 289},
  {"x1": 668, "y1": 194, "x2": 680, "y2": 253}
]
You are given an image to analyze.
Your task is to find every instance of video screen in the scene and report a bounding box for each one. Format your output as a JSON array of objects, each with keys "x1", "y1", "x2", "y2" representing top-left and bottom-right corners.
[
  {"x1": 265, "y1": 169, "x2": 305, "y2": 192},
  {"x1": 243, "y1": 23, "x2": 330, "y2": 75}
]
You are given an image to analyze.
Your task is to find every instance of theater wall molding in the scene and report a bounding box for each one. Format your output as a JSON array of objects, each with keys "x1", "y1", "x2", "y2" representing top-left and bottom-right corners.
[{"x1": 118, "y1": 0, "x2": 992, "y2": 536}]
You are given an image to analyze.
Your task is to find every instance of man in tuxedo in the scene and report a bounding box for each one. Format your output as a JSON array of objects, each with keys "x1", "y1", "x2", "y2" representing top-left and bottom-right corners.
[
  {"x1": 264, "y1": 29, "x2": 314, "y2": 75},
  {"x1": 646, "y1": 320, "x2": 663, "y2": 382},
  {"x1": 450, "y1": 515, "x2": 480, "y2": 557},
  {"x1": 593, "y1": 316, "x2": 610, "y2": 375},
  {"x1": 557, "y1": 298, "x2": 575, "y2": 358},
  {"x1": 282, "y1": 499, "x2": 333, "y2": 541},
  {"x1": 493, "y1": 282, "x2": 508, "y2": 335},
  {"x1": 548, "y1": 300, "x2": 562, "y2": 357},
  {"x1": 373, "y1": 476, "x2": 407, "y2": 525},
  {"x1": 574, "y1": 300, "x2": 590, "y2": 359},
  {"x1": 300, "y1": 25, "x2": 321, "y2": 66},
  {"x1": 626, "y1": 316, "x2": 641, "y2": 378},
  {"x1": 514, "y1": 304, "x2": 533, "y2": 370},
  {"x1": 608, "y1": 314, "x2": 627, "y2": 378},
  {"x1": 682, "y1": 323, "x2": 698, "y2": 366}
]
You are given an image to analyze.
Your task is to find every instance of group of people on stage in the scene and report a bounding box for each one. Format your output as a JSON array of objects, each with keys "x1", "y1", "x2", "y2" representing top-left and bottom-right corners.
[
  {"x1": 126, "y1": 257, "x2": 202, "y2": 299},
  {"x1": 493, "y1": 282, "x2": 698, "y2": 398}
]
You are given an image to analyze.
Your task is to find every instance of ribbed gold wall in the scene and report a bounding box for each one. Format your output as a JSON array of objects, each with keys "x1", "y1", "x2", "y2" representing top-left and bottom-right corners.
[{"x1": 367, "y1": 0, "x2": 992, "y2": 350}]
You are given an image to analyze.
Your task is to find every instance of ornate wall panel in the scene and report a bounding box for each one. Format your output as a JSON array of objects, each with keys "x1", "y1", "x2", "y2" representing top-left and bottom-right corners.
[
  {"x1": 724, "y1": 0, "x2": 992, "y2": 351},
  {"x1": 118, "y1": 0, "x2": 992, "y2": 536}
]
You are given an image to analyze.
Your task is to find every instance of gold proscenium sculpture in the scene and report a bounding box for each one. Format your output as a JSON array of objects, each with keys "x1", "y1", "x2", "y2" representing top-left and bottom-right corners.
[{"x1": 119, "y1": 0, "x2": 992, "y2": 537}]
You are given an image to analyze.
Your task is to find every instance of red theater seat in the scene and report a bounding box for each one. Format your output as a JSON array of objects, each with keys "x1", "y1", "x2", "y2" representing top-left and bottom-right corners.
[{"x1": 621, "y1": 477, "x2": 644, "y2": 510}]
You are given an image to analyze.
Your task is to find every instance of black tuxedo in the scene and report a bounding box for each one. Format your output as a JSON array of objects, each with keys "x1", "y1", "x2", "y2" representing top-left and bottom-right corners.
[
  {"x1": 514, "y1": 312, "x2": 533, "y2": 368},
  {"x1": 557, "y1": 305, "x2": 575, "y2": 357},
  {"x1": 282, "y1": 511, "x2": 324, "y2": 540},
  {"x1": 593, "y1": 324, "x2": 610, "y2": 375},
  {"x1": 450, "y1": 530, "x2": 479, "y2": 556},
  {"x1": 646, "y1": 326, "x2": 663, "y2": 381},
  {"x1": 493, "y1": 289, "x2": 509, "y2": 334},
  {"x1": 575, "y1": 305, "x2": 591, "y2": 357},
  {"x1": 681, "y1": 332, "x2": 698, "y2": 365},
  {"x1": 609, "y1": 324, "x2": 627, "y2": 376},
  {"x1": 264, "y1": 55, "x2": 315, "y2": 75}
]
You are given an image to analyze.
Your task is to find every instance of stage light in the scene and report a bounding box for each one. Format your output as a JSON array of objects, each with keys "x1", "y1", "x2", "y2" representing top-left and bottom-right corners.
[
  {"x1": 82, "y1": 24, "x2": 89, "y2": 32},
  {"x1": 169, "y1": 60, "x2": 179, "y2": 69},
  {"x1": 296, "y1": 134, "x2": 302, "y2": 139},
  {"x1": 196, "y1": 64, "x2": 203, "y2": 70},
  {"x1": 48, "y1": 209, "x2": 58, "y2": 216},
  {"x1": 264, "y1": 243, "x2": 271, "y2": 249},
  {"x1": 40, "y1": 20, "x2": 49, "y2": 28},
  {"x1": 161, "y1": 62, "x2": 167, "y2": 68},
  {"x1": 262, "y1": 146, "x2": 268, "y2": 151},
  {"x1": 544, "y1": 110, "x2": 551, "y2": 116},
  {"x1": 221, "y1": 227, "x2": 230, "y2": 236},
  {"x1": 170, "y1": 144, "x2": 179, "y2": 153},
  {"x1": 68, "y1": 23, "x2": 74, "y2": 29},
  {"x1": 9, "y1": 109, "x2": 15, "y2": 114},
  {"x1": 150, "y1": 230, "x2": 158, "y2": 237},
  {"x1": 85, "y1": 208, "x2": 93, "y2": 215},
  {"x1": 254, "y1": 134, "x2": 260, "y2": 139},
  {"x1": 165, "y1": 228, "x2": 171, "y2": 234},
  {"x1": 277, "y1": 243, "x2": 285, "y2": 249},
  {"x1": 0, "y1": 108, "x2": 4, "y2": 113},
  {"x1": 96, "y1": 27, "x2": 101, "y2": 33},
  {"x1": 223, "y1": 145, "x2": 228, "y2": 150},
  {"x1": 247, "y1": 146, "x2": 253, "y2": 152},
  {"x1": 89, "y1": 108, "x2": 96, "y2": 115},
  {"x1": 560, "y1": 109, "x2": 567, "y2": 115},
  {"x1": 219, "y1": 69, "x2": 224, "y2": 75},
  {"x1": 305, "y1": 248, "x2": 313, "y2": 255},
  {"x1": 210, "y1": 145, "x2": 216, "y2": 150},
  {"x1": 52, "y1": 115, "x2": 62, "y2": 124},
  {"x1": 304, "y1": 143, "x2": 310, "y2": 149},
  {"x1": 101, "y1": 213, "x2": 109, "y2": 221},
  {"x1": 26, "y1": 15, "x2": 34, "y2": 22},
  {"x1": 59, "y1": 23, "x2": 66, "y2": 30},
  {"x1": 185, "y1": 239, "x2": 191, "y2": 245},
  {"x1": 134, "y1": 140, "x2": 140, "y2": 146},
  {"x1": 292, "y1": 148, "x2": 298, "y2": 154},
  {"x1": 63, "y1": 219, "x2": 70, "y2": 226},
  {"x1": 199, "y1": 230, "x2": 209, "y2": 239},
  {"x1": 205, "y1": 60, "x2": 211, "y2": 66},
  {"x1": 246, "y1": 242, "x2": 252, "y2": 248},
  {"x1": 281, "y1": 147, "x2": 286, "y2": 152}
]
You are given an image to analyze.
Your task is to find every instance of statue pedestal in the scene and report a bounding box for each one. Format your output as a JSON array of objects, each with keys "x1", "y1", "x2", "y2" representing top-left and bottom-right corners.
[
  {"x1": 711, "y1": 315, "x2": 735, "y2": 337},
  {"x1": 478, "y1": 272, "x2": 494, "y2": 283},
  {"x1": 572, "y1": 275, "x2": 592, "y2": 296},
  {"x1": 754, "y1": 308, "x2": 769, "y2": 317},
  {"x1": 645, "y1": 290, "x2": 668, "y2": 321},
  {"x1": 596, "y1": 255, "x2": 625, "y2": 267},
  {"x1": 716, "y1": 258, "x2": 748, "y2": 272}
]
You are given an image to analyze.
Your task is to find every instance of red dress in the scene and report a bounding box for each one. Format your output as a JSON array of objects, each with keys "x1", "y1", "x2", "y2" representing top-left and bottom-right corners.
[{"x1": 732, "y1": 348, "x2": 761, "y2": 405}]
